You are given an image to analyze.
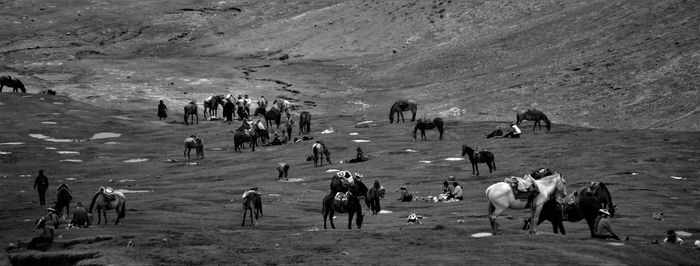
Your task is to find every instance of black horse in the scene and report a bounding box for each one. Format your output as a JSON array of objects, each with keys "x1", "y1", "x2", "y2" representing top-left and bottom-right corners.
[
  {"x1": 299, "y1": 111, "x2": 311, "y2": 135},
  {"x1": 54, "y1": 184, "x2": 73, "y2": 221},
  {"x1": 523, "y1": 182, "x2": 615, "y2": 236},
  {"x1": 461, "y1": 145, "x2": 495, "y2": 176},
  {"x1": 233, "y1": 122, "x2": 257, "y2": 152},
  {"x1": 412, "y1": 117, "x2": 444, "y2": 141},
  {"x1": 0, "y1": 76, "x2": 26, "y2": 93},
  {"x1": 241, "y1": 191, "x2": 262, "y2": 226},
  {"x1": 254, "y1": 107, "x2": 282, "y2": 129},
  {"x1": 323, "y1": 172, "x2": 367, "y2": 229}
]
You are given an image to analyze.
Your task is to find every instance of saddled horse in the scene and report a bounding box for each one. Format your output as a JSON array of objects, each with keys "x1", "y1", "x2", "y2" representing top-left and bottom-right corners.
[
  {"x1": 389, "y1": 99, "x2": 418, "y2": 124},
  {"x1": 233, "y1": 121, "x2": 257, "y2": 152},
  {"x1": 203, "y1": 95, "x2": 225, "y2": 119},
  {"x1": 516, "y1": 109, "x2": 551, "y2": 132},
  {"x1": 251, "y1": 120, "x2": 270, "y2": 145},
  {"x1": 184, "y1": 135, "x2": 204, "y2": 160},
  {"x1": 486, "y1": 172, "x2": 567, "y2": 235},
  {"x1": 254, "y1": 106, "x2": 282, "y2": 129},
  {"x1": 412, "y1": 117, "x2": 444, "y2": 141},
  {"x1": 311, "y1": 141, "x2": 332, "y2": 167},
  {"x1": 184, "y1": 101, "x2": 199, "y2": 125},
  {"x1": 323, "y1": 171, "x2": 368, "y2": 229},
  {"x1": 0, "y1": 76, "x2": 26, "y2": 93},
  {"x1": 299, "y1": 111, "x2": 311, "y2": 135},
  {"x1": 54, "y1": 184, "x2": 73, "y2": 221},
  {"x1": 522, "y1": 192, "x2": 604, "y2": 236},
  {"x1": 241, "y1": 190, "x2": 263, "y2": 226},
  {"x1": 272, "y1": 99, "x2": 291, "y2": 118},
  {"x1": 89, "y1": 187, "x2": 126, "y2": 225},
  {"x1": 461, "y1": 145, "x2": 496, "y2": 176}
]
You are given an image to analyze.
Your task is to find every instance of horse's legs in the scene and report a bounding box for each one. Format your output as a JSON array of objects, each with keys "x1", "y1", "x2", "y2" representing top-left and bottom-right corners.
[
  {"x1": 399, "y1": 111, "x2": 404, "y2": 123},
  {"x1": 348, "y1": 212, "x2": 354, "y2": 229},
  {"x1": 411, "y1": 110, "x2": 416, "y2": 122},
  {"x1": 329, "y1": 209, "x2": 335, "y2": 229},
  {"x1": 249, "y1": 207, "x2": 255, "y2": 225},
  {"x1": 242, "y1": 208, "x2": 248, "y2": 226},
  {"x1": 529, "y1": 205, "x2": 543, "y2": 234},
  {"x1": 114, "y1": 209, "x2": 120, "y2": 225},
  {"x1": 438, "y1": 127, "x2": 444, "y2": 140},
  {"x1": 489, "y1": 205, "x2": 505, "y2": 235}
]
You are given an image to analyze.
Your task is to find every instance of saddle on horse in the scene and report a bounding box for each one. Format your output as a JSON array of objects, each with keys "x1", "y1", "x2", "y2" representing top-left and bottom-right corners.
[
  {"x1": 504, "y1": 175, "x2": 539, "y2": 207},
  {"x1": 333, "y1": 192, "x2": 350, "y2": 212},
  {"x1": 396, "y1": 99, "x2": 409, "y2": 108},
  {"x1": 101, "y1": 187, "x2": 116, "y2": 201},
  {"x1": 530, "y1": 168, "x2": 553, "y2": 180}
]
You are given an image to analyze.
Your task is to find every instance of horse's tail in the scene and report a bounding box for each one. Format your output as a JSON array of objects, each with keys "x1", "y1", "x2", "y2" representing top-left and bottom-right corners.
[
  {"x1": 488, "y1": 201, "x2": 496, "y2": 215},
  {"x1": 389, "y1": 102, "x2": 397, "y2": 123},
  {"x1": 255, "y1": 196, "x2": 263, "y2": 217},
  {"x1": 89, "y1": 191, "x2": 99, "y2": 213},
  {"x1": 118, "y1": 197, "x2": 126, "y2": 219}
]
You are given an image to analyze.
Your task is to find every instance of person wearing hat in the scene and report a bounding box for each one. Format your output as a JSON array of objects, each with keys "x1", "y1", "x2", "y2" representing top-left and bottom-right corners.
[
  {"x1": 442, "y1": 181, "x2": 453, "y2": 199},
  {"x1": 70, "y1": 202, "x2": 90, "y2": 228},
  {"x1": 33, "y1": 170, "x2": 49, "y2": 206},
  {"x1": 592, "y1": 209, "x2": 621, "y2": 240},
  {"x1": 45, "y1": 207, "x2": 60, "y2": 229},
  {"x1": 452, "y1": 182, "x2": 464, "y2": 201},
  {"x1": 398, "y1": 185, "x2": 413, "y2": 202},
  {"x1": 502, "y1": 122, "x2": 521, "y2": 138},
  {"x1": 27, "y1": 216, "x2": 54, "y2": 250}
]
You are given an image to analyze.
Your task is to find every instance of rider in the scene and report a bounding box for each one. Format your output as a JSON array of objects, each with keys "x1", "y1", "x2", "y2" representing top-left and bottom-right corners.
[{"x1": 502, "y1": 122, "x2": 521, "y2": 138}]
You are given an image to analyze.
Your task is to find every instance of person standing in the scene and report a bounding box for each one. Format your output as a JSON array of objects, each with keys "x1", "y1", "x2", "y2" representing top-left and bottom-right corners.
[
  {"x1": 33, "y1": 170, "x2": 49, "y2": 206},
  {"x1": 285, "y1": 116, "x2": 294, "y2": 140},
  {"x1": 223, "y1": 98, "x2": 234, "y2": 122},
  {"x1": 368, "y1": 180, "x2": 383, "y2": 214},
  {"x1": 244, "y1": 95, "x2": 252, "y2": 117},
  {"x1": 258, "y1": 95, "x2": 268, "y2": 110},
  {"x1": 157, "y1": 100, "x2": 168, "y2": 120}
]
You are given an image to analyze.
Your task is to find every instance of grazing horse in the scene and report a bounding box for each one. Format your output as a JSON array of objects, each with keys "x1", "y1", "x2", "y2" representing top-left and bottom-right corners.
[
  {"x1": 323, "y1": 171, "x2": 367, "y2": 229},
  {"x1": 184, "y1": 101, "x2": 199, "y2": 125},
  {"x1": 461, "y1": 145, "x2": 496, "y2": 176},
  {"x1": 311, "y1": 141, "x2": 332, "y2": 167},
  {"x1": 516, "y1": 109, "x2": 551, "y2": 132},
  {"x1": 233, "y1": 121, "x2": 257, "y2": 152},
  {"x1": 184, "y1": 136, "x2": 204, "y2": 160},
  {"x1": 203, "y1": 95, "x2": 225, "y2": 119},
  {"x1": 241, "y1": 190, "x2": 263, "y2": 226},
  {"x1": 54, "y1": 184, "x2": 73, "y2": 221},
  {"x1": 299, "y1": 111, "x2": 311, "y2": 135},
  {"x1": 486, "y1": 172, "x2": 567, "y2": 235},
  {"x1": 0, "y1": 76, "x2": 26, "y2": 93},
  {"x1": 412, "y1": 117, "x2": 444, "y2": 141},
  {"x1": 89, "y1": 187, "x2": 126, "y2": 225},
  {"x1": 389, "y1": 99, "x2": 418, "y2": 124}
]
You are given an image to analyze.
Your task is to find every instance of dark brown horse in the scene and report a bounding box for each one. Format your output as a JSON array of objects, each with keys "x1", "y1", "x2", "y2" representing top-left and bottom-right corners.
[
  {"x1": 389, "y1": 99, "x2": 418, "y2": 124},
  {"x1": 323, "y1": 172, "x2": 367, "y2": 229},
  {"x1": 0, "y1": 76, "x2": 26, "y2": 93},
  {"x1": 412, "y1": 117, "x2": 444, "y2": 141},
  {"x1": 516, "y1": 109, "x2": 551, "y2": 132},
  {"x1": 203, "y1": 95, "x2": 225, "y2": 119},
  {"x1": 523, "y1": 182, "x2": 615, "y2": 235},
  {"x1": 299, "y1": 111, "x2": 311, "y2": 135},
  {"x1": 184, "y1": 101, "x2": 199, "y2": 125},
  {"x1": 54, "y1": 184, "x2": 72, "y2": 221},
  {"x1": 233, "y1": 121, "x2": 257, "y2": 152},
  {"x1": 254, "y1": 107, "x2": 281, "y2": 129},
  {"x1": 461, "y1": 145, "x2": 495, "y2": 176},
  {"x1": 241, "y1": 190, "x2": 262, "y2": 226}
]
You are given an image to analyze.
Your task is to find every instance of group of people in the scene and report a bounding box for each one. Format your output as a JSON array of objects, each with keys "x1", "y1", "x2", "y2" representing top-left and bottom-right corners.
[
  {"x1": 156, "y1": 95, "x2": 275, "y2": 122},
  {"x1": 441, "y1": 181, "x2": 464, "y2": 201}
]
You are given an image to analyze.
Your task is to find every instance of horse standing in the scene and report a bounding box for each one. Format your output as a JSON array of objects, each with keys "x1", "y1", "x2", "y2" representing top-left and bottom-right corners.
[
  {"x1": 323, "y1": 171, "x2": 367, "y2": 229},
  {"x1": 254, "y1": 106, "x2": 282, "y2": 129},
  {"x1": 241, "y1": 191, "x2": 263, "y2": 226},
  {"x1": 184, "y1": 136, "x2": 204, "y2": 160},
  {"x1": 203, "y1": 95, "x2": 225, "y2": 119},
  {"x1": 311, "y1": 141, "x2": 332, "y2": 167},
  {"x1": 299, "y1": 111, "x2": 311, "y2": 135},
  {"x1": 184, "y1": 102, "x2": 199, "y2": 125},
  {"x1": 0, "y1": 76, "x2": 26, "y2": 93},
  {"x1": 54, "y1": 184, "x2": 73, "y2": 221},
  {"x1": 89, "y1": 187, "x2": 126, "y2": 225},
  {"x1": 486, "y1": 172, "x2": 567, "y2": 235},
  {"x1": 516, "y1": 109, "x2": 551, "y2": 132},
  {"x1": 412, "y1": 117, "x2": 444, "y2": 141},
  {"x1": 461, "y1": 145, "x2": 496, "y2": 176},
  {"x1": 233, "y1": 121, "x2": 257, "y2": 152},
  {"x1": 389, "y1": 99, "x2": 418, "y2": 123}
]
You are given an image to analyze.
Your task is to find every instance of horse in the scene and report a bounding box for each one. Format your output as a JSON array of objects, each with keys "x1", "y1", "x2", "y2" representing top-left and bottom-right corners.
[
  {"x1": 272, "y1": 99, "x2": 291, "y2": 118},
  {"x1": 254, "y1": 106, "x2": 282, "y2": 129},
  {"x1": 461, "y1": 145, "x2": 496, "y2": 176},
  {"x1": 203, "y1": 95, "x2": 225, "y2": 119},
  {"x1": 184, "y1": 101, "x2": 199, "y2": 125},
  {"x1": 299, "y1": 111, "x2": 311, "y2": 135},
  {"x1": 486, "y1": 172, "x2": 567, "y2": 235},
  {"x1": 412, "y1": 117, "x2": 444, "y2": 141},
  {"x1": 184, "y1": 136, "x2": 204, "y2": 160},
  {"x1": 311, "y1": 141, "x2": 332, "y2": 167},
  {"x1": 89, "y1": 187, "x2": 126, "y2": 225},
  {"x1": 251, "y1": 120, "x2": 270, "y2": 145},
  {"x1": 54, "y1": 184, "x2": 72, "y2": 221},
  {"x1": 241, "y1": 191, "x2": 263, "y2": 226},
  {"x1": 389, "y1": 99, "x2": 418, "y2": 123},
  {"x1": 578, "y1": 182, "x2": 615, "y2": 217},
  {"x1": 233, "y1": 121, "x2": 257, "y2": 152},
  {"x1": 0, "y1": 76, "x2": 26, "y2": 93},
  {"x1": 323, "y1": 171, "x2": 367, "y2": 229},
  {"x1": 516, "y1": 109, "x2": 551, "y2": 132},
  {"x1": 522, "y1": 192, "x2": 604, "y2": 236}
]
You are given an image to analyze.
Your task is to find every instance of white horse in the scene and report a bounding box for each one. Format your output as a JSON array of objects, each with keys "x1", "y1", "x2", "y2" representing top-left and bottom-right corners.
[{"x1": 486, "y1": 172, "x2": 567, "y2": 235}]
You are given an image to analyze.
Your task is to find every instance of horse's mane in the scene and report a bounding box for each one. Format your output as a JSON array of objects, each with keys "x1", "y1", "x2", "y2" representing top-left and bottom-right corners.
[
  {"x1": 88, "y1": 188, "x2": 102, "y2": 212},
  {"x1": 534, "y1": 172, "x2": 564, "y2": 198}
]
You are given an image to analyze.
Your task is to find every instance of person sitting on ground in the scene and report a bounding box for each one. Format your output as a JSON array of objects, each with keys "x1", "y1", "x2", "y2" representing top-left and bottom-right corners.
[
  {"x1": 45, "y1": 207, "x2": 60, "y2": 229},
  {"x1": 441, "y1": 181, "x2": 453, "y2": 199},
  {"x1": 27, "y1": 217, "x2": 54, "y2": 250},
  {"x1": 70, "y1": 202, "x2": 90, "y2": 228},
  {"x1": 452, "y1": 182, "x2": 464, "y2": 201},
  {"x1": 502, "y1": 122, "x2": 521, "y2": 138},
  {"x1": 663, "y1": 230, "x2": 683, "y2": 245},
  {"x1": 592, "y1": 209, "x2": 621, "y2": 240},
  {"x1": 398, "y1": 186, "x2": 413, "y2": 202}
]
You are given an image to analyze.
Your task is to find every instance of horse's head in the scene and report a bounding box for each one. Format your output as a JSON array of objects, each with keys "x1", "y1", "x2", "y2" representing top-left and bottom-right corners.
[
  {"x1": 554, "y1": 173, "x2": 567, "y2": 200},
  {"x1": 461, "y1": 145, "x2": 473, "y2": 157}
]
